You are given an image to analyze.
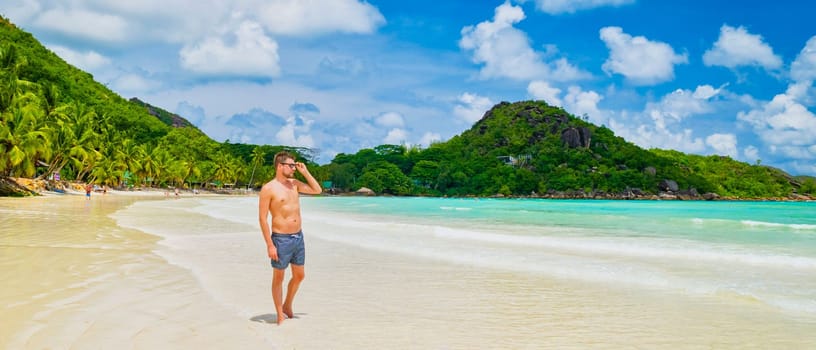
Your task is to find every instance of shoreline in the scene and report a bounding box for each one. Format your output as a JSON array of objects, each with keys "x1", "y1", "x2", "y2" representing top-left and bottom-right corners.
[
  {"x1": 2, "y1": 176, "x2": 254, "y2": 198},
  {"x1": 4, "y1": 176, "x2": 814, "y2": 202},
  {"x1": 328, "y1": 191, "x2": 816, "y2": 202}
]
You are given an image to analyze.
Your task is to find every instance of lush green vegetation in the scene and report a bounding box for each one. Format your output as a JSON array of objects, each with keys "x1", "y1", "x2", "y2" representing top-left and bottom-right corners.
[
  {"x1": 0, "y1": 17, "x2": 314, "y2": 190},
  {"x1": 320, "y1": 101, "x2": 802, "y2": 198},
  {"x1": 1, "y1": 16, "x2": 809, "y2": 199}
]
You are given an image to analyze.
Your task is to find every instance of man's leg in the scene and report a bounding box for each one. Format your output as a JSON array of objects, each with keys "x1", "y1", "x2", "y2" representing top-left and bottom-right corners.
[
  {"x1": 282, "y1": 264, "x2": 305, "y2": 319},
  {"x1": 272, "y1": 268, "x2": 286, "y2": 324}
]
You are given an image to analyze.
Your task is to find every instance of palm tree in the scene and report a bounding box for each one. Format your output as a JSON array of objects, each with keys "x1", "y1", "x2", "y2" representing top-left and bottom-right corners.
[
  {"x1": 211, "y1": 152, "x2": 246, "y2": 188},
  {"x1": 166, "y1": 159, "x2": 186, "y2": 189},
  {"x1": 115, "y1": 138, "x2": 144, "y2": 184},
  {"x1": 211, "y1": 152, "x2": 231, "y2": 188},
  {"x1": 39, "y1": 82, "x2": 61, "y2": 117},
  {"x1": 0, "y1": 44, "x2": 24, "y2": 115},
  {"x1": 62, "y1": 103, "x2": 102, "y2": 181},
  {"x1": 38, "y1": 122, "x2": 75, "y2": 179},
  {"x1": 0, "y1": 70, "x2": 17, "y2": 115},
  {"x1": 150, "y1": 148, "x2": 173, "y2": 187},
  {"x1": 0, "y1": 107, "x2": 51, "y2": 177},
  {"x1": 0, "y1": 45, "x2": 40, "y2": 118},
  {"x1": 90, "y1": 152, "x2": 126, "y2": 187},
  {"x1": 179, "y1": 157, "x2": 201, "y2": 189},
  {"x1": 74, "y1": 148, "x2": 102, "y2": 182},
  {"x1": 230, "y1": 157, "x2": 247, "y2": 187},
  {"x1": 248, "y1": 147, "x2": 266, "y2": 189},
  {"x1": 137, "y1": 145, "x2": 159, "y2": 187}
]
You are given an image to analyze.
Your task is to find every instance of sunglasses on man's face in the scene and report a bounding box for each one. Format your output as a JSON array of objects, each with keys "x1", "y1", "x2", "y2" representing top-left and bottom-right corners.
[{"x1": 280, "y1": 162, "x2": 297, "y2": 169}]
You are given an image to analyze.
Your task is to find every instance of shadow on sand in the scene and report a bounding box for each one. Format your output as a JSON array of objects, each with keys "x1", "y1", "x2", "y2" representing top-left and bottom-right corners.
[{"x1": 250, "y1": 313, "x2": 307, "y2": 324}]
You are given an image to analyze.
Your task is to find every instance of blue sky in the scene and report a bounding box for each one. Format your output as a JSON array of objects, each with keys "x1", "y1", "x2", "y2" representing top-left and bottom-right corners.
[{"x1": 2, "y1": 0, "x2": 815, "y2": 175}]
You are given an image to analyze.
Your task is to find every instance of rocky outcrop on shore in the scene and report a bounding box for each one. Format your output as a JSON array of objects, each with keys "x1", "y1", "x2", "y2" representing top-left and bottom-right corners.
[
  {"x1": 0, "y1": 178, "x2": 92, "y2": 197},
  {"x1": 519, "y1": 188, "x2": 813, "y2": 201},
  {"x1": 0, "y1": 177, "x2": 37, "y2": 197}
]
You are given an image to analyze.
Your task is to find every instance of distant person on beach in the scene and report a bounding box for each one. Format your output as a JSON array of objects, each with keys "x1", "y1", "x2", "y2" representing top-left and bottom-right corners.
[
  {"x1": 85, "y1": 184, "x2": 92, "y2": 200},
  {"x1": 258, "y1": 151, "x2": 322, "y2": 325}
]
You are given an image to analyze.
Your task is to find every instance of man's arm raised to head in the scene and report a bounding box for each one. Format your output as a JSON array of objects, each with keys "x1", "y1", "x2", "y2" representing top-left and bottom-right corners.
[{"x1": 295, "y1": 162, "x2": 322, "y2": 195}]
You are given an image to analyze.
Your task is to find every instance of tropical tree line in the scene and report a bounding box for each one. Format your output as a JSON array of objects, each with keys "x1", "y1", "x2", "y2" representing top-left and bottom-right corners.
[
  {"x1": 0, "y1": 43, "x2": 315, "y2": 190},
  {"x1": 321, "y1": 142, "x2": 813, "y2": 198}
]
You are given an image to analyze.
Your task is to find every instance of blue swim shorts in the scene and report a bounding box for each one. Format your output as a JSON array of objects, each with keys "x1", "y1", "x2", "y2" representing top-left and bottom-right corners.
[{"x1": 270, "y1": 231, "x2": 305, "y2": 269}]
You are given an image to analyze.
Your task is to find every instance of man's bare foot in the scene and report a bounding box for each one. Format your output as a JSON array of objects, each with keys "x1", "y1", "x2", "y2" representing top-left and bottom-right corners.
[
  {"x1": 277, "y1": 313, "x2": 286, "y2": 325},
  {"x1": 283, "y1": 304, "x2": 295, "y2": 319}
]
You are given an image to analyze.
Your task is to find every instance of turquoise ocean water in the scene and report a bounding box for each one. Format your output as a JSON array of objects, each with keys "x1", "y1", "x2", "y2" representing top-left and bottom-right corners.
[{"x1": 294, "y1": 197, "x2": 816, "y2": 318}]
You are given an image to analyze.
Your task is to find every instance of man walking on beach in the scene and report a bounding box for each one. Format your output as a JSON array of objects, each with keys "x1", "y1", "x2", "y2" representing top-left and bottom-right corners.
[{"x1": 258, "y1": 151, "x2": 322, "y2": 325}]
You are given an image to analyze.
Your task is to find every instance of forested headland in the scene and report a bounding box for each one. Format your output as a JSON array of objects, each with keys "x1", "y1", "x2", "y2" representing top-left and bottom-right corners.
[{"x1": 1, "y1": 16, "x2": 814, "y2": 199}]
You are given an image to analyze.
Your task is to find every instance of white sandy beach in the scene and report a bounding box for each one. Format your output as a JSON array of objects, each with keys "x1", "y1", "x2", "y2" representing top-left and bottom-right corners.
[{"x1": 2, "y1": 193, "x2": 816, "y2": 349}]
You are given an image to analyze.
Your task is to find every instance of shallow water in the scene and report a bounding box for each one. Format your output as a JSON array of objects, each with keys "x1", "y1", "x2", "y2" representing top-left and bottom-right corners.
[{"x1": 302, "y1": 197, "x2": 816, "y2": 318}]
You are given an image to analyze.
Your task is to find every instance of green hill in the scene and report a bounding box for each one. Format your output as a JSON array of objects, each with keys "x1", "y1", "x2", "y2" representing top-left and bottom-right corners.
[
  {"x1": 326, "y1": 101, "x2": 812, "y2": 199},
  {"x1": 0, "y1": 17, "x2": 170, "y2": 143},
  {"x1": 0, "y1": 15, "x2": 305, "y2": 196}
]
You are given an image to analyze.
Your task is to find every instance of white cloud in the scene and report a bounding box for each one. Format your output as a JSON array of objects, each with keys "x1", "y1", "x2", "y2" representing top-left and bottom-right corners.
[
  {"x1": 383, "y1": 128, "x2": 408, "y2": 145},
  {"x1": 110, "y1": 73, "x2": 160, "y2": 95},
  {"x1": 705, "y1": 133, "x2": 738, "y2": 158},
  {"x1": 48, "y1": 45, "x2": 111, "y2": 71},
  {"x1": 453, "y1": 93, "x2": 493, "y2": 124},
  {"x1": 644, "y1": 85, "x2": 720, "y2": 129},
  {"x1": 99, "y1": 1, "x2": 231, "y2": 44},
  {"x1": 459, "y1": 1, "x2": 588, "y2": 81},
  {"x1": 175, "y1": 101, "x2": 206, "y2": 125},
  {"x1": 257, "y1": 0, "x2": 385, "y2": 36},
  {"x1": 600, "y1": 26, "x2": 688, "y2": 85},
  {"x1": 179, "y1": 20, "x2": 280, "y2": 77},
  {"x1": 528, "y1": 83, "x2": 605, "y2": 123},
  {"x1": 738, "y1": 92, "x2": 816, "y2": 159},
  {"x1": 564, "y1": 86, "x2": 604, "y2": 124},
  {"x1": 6, "y1": 0, "x2": 383, "y2": 44},
  {"x1": 773, "y1": 146, "x2": 816, "y2": 159},
  {"x1": 789, "y1": 37, "x2": 816, "y2": 107},
  {"x1": 527, "y1": 81, "x2": 562, "y2": 106},
  {"x1": 2, "y1": 0, "x2": 232, "y2": 46},
  {"x1": 418, "y1": 132, "x2": 442, "y2": 146},
  {"x1": 34, "y1": 8, "x2": 129, "y2": 42},
  {"x1": 703, "y1": 25, "x2": 782, "y2": 70},
  {"x1": 743, "y1": 145, "x2": 759, "y2": 161},
  {"x1": 791, "y1": 36, "x2": 816, "y2": 83},
  {"x1": 602, "y1": 85, "x2": 729, "y2": 155},
  {"x1": 275, "y1": 115, "x2": 315, "y2": 148},
  {"x1": 2, "y1": 0, "x2": 42, "y2": 24},
  {"x1": 692, "y1": 84, "x2": 722, "y2": 100},
  {"x1": 609, "y1": 117, "x2": 706, "y2": 154},
  {"x1": 375, "y1": 112, "x2": 405, "y2": 128},
  {"x1": 788, "y1": 161, "x2": 816, "y2": 176},
  {"x1": 532, "y1": 0, "x2": 635, "y2": 14}
]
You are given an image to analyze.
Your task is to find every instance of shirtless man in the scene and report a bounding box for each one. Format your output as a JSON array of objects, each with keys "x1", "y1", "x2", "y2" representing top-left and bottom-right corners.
[{"x1": 258, "y1": 151, "x2": 322, "y2": 325}]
